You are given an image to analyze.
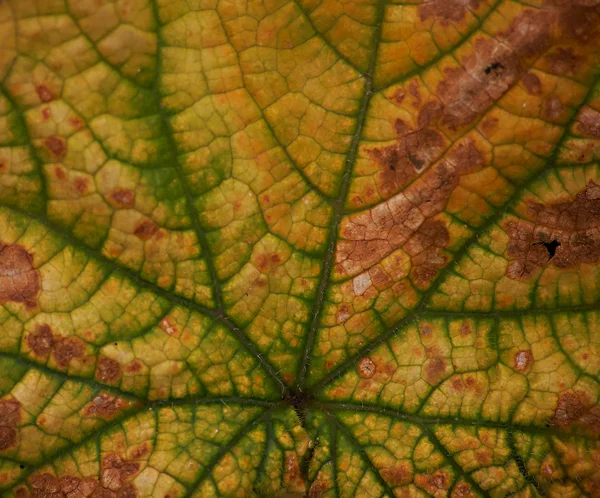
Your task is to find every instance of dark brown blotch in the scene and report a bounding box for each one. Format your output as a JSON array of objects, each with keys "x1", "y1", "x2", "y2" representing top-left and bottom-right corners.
[
  {"x1": 96, "y1": 357, "x2": 122, "y2": 383},
  {"x1": 577, "y1": 106, "x2": 600, "y2": 138},
  {"x1": 357, "y1": 357, "x2": 376, "y2": 379},
  {"x1": 84, "y1": 394, "x2": 125, "y2": 419},
  {"x1": 43, "y1": 136, "x2": 66, "y2": 159},
  {"x1": 109, "y1": 189, "x2": 136, "y2": 208},
  {"x1": 27, "y1": 324, "x2": 54, "y2": 356},
  {"x1": 381, "y1": 463, "x2": 412, "y2": 485},
  {"x1": 551, "y1": 390, "x2": 600, "y2": 434},
  {"x1": 544, "y1": 48, "x2": 584, "y2": 76},
  {"x1": 522, "y1": 73, "x2": 543, "y2": 95},
  {"x1": 53, "y1": 337, "x2": 85, "y2": 368},
  {"x1": 0, "y1": 243, "x2": 40, "y2": 305},
  {"x1": 35, "y1": 85, "x2": 54, "y2": 103},
  {"x1": 418, "y1": 0, "x2": 481, "y2": 26},
  {"x1": 133, "y1": 219, "x2": 158, "y2": 241}
]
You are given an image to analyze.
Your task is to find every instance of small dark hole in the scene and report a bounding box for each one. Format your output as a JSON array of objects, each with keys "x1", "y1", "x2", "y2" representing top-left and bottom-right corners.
[
  {"x1": 114, "y1": 342, "x2": 118, "y2": 346},
  {"x1": 19, "y1": 464, "x2": 26, "y2": 469},
  {"x1": 485, "y1": 61, "x2": 504, "y2": 75},
  {"x1": 533, "y1": 240, "x2": 561, "y2": 261}
]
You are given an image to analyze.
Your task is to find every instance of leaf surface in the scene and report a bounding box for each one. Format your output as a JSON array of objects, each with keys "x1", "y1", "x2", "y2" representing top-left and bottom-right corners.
[{"x1": 0, "y1": 0, "x2": 600, "y2": 497}]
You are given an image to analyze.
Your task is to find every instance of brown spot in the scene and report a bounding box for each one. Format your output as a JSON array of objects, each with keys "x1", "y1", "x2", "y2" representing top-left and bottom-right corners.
[
  {"x1": 43, "y1": 136, "x2": 66, "y2": 158},
  {"x1": 424, "y1": 355, "x2": 447, "y2": 385},
  {"x1": 559, "y1": 6, "x2": 600, "y2": 43},
  {"x1": 36, "y1": 85, "x2": 53, "y2": 103},
  {"x1": 542, "y1": 96, "x2": 564, "y2": 122},
  {"x1": 544, "y1": 48, "x2": 583, "y2": 76},
  {"x1": 96, "y1": 357, "x2": 122, "y2": 383},
  {"x1": 381, "y1": 463, "x2": 412, "y2": 485},
  {"x1": 504, "y1": 182, "x2": 600, "y2": 279},
  {"x1": 415, "y1": 470, "x2": 451, "y2": 494},
  {"x1": 74, "y1": 177, "x2": 90, "y2": 194},
  {"x1": 125, "y1": 360, "x2": 142, "y2": 373},
  {"x1": 30, "y1": 474, "x2": 60, "y2": 494},
  {"x1": 109, "y1": 189, "x2": 135, "y2": 208},
  {"x1": 358, "y1": 357, "x2": 376, "y2": 379},
  {"x1": 84, "y1": 394, "x2": 125, "y2": 419},
  {"x1": 69, "y1": 116, "x2": 84, "y2": 129},
  {"x1": 102, "y1": 454, "x2": 140, "y2": 491},
  {"x1": 53, "y1": 337, "x2": 85, "y2": 368},
  {"x1": 418, "y1": 0, "x2": 481, "y2": 26},
  {"x1": 55, "y1": 166, "x2": 66, "y2": 180},
  {"x1": 577, "y1": 106, "x2": 600, "y2": 138},
  {"x1": 0, "y1": 243, "x2": 40, "y2": 305},
  {"x1": 522, "y1": 73, "x2": 542, "y2": 95},
  {"x1": 459, "y1": 323, "x2": 471, "y2": 335},
  {"x1": 0, "y1": 427, "x2": 17, "y2": 451},
  {"x1": 308, "y1": 479, "x2": 329, "y2": 498},
  {"x1": 134, "y1": 219, "x2": 158, "y2": 240},
  {"x1": 117, "y1": 483, "x2": 137, "y2": 498},
  {"x1": 131, "y1": 442, "x2": 149, "y2": 459},
  {"x1": 408, "y1": 79, "x2": 421, "y2": 107},
  {"x1": 14, "y1": 486, "x2": 30, "y2": 498},
  {"x1": 551, "y1": 390, "x2": 600, "y2": 434},
  {"x1": 514, "y1": 350, "x2": 533, "y2": 372},
  {"x1": 391, "y1": 88, "x2": 405, "y2": 104},
  {"x1": 452, "y1": 377, "x2": 464, "y2": 391},
  {"x1": 41, "y1": 108, "x2": 51, "y2": 121},
  {"x1": 452, "y1": 482, "x2": 473, "y2": 498},
  {"x1": 27, "y1": 324, "x2": 54, "y2": 356}
]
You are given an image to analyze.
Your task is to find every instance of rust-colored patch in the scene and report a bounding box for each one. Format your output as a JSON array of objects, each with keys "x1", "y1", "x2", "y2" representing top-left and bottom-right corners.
[
  {"x1": 459, "y1": 323, "x2": 471, "y2": 335},
  {"x1": 558, "y1": 5, "x2": 600, "y2": 43},
  {"x1": 84, "y1": 394, "x2": 126, "y2": 419},
  {"x1": 308, "y1": 478, "x2": 329, "y2": 498},
  {"x1": 43, "y1": 136, "x2": 66, "y2": 158},
  {"x1": 14, "y1": 486, "x2": 29, "y2": 498},
  {"x1": 415, "y1": 470, "x2": 451, "y2": 494},
  {"x1": 53, "y1": 337, "x2": 85, "y2": 368},
  {"x1": 0, "y1": 427, "x2": 17, "y2": 451},
  {"x1": 55, "y1": 166, "x2": 66, "y2": 180},
  {"x1": 74, "y1": 177, "x2": 90, "y2": 194},
  {"x1": 0, "y1": 243, "x2": 40, "y2": 305},
  {"x1": 381, "y1": 463, "x2": 412, "y2": 485},
  {"x1": 27, "y1": 324, "x2": 54, "y2": 356},
  {"x1": 544, "y1": 48, "x2": 583, "y2": 76},
  {"x1": 41, "y1": 108, "x2": 51, "y2": 121},
  {"x1": 357, "y1": 357, "x2": 376, "y2": 379},
  {"x1": 435, "y1": 9, "x2": 558, "y2": 131},
  {"x1": 514, "y1": 350, "x2": 533, "y2": 372},
  {"x1": 577, "y1": 106, "x2": 600, "y2": 138},
  {"x1": 125, "y1": 360, "x2": 143, "y2": 373},
  {"x1": 505, "y1": 181, "x2": 600, "y2": 279},
  {"x1": 551, "y1": 390, "x2": 600, "y2": 434},
  {"x1": 522, "y1": 73, "x2": 542, "y2": 95},
  {"x1": 96, "y1": 357, "x2": 122, "y2": 383},
  {"x1": 452, "y1": 482, "x2": 473, "y2": 498},
  {"x1": 110, "y1": 189, "x2": 136, "y2": 208},
  {"x1": 424, "y1": 355, "x2": 447, "y2": 385},
  {"x1": 131, "y1": 442, "x2": 149, "y2": 459},
  {"x1": 418, "y1": 0, "x2": 481, "y2": 25},
  {"x1": 102, "y1": 454, "x2": 140, "y2": 491},
  {"x1": 543, "y1": 96, "x2": 564, "y2": 121},
  {"x1": 134, "y1": 219, "x2": 158, "y2": 240},
  {"x1": 68, "y1": 116, "x2": 84, "y2": 129},
  {"x1": 368, "y1": 111, "x2": 445, "y2": 197},
  {"x1": 36, "y1": 85, "x2": 54, "y2": 103}
]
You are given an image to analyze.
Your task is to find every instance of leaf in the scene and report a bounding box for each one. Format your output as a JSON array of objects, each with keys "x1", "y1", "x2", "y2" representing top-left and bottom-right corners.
[{"x1": 0, "y1": 0, "x2": 599, "y2": 497}]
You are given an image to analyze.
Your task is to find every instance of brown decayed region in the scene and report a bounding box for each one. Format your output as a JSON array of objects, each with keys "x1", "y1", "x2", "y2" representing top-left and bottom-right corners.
[
  {"x1": 340, "y1": 139, "x2": 484, "y2": 288},
  {"x1": 84, "y1": 394, "x2": 127, "y2": 419},
  {"x1": 25, "y1": 452, "x2": 140, "y2": 498},
  {"x1": 0, "y1": 398, "x2": 21, "y2": 451},
  {"x1": 504, "y1": 181, "x2": 600, "y2": 279},
  {"x1": 551, "y1": 390, "x2": 600, "y2": 435},
  {"x1": 27, "y1": 324, "x2": 88, "y2": 368},
  {"x1": 0, "y1": 243, "x2": 40, "y2": 307},
  {"x1": 418, "y1": 0, "x2": 481, "y2": 25},
  {"x1": 96, "y1": 357, "x2": 122, "y2": 383},
  {"x1": 577, "y1": 106, "x2": 600, "y2": 138}
]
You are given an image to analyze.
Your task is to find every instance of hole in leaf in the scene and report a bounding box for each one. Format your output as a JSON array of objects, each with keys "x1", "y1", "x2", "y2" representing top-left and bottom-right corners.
[
  {"x1": 533, "y1": 240, "x2": 561, "y2": 261},
  {"x1": 284, "y1": 389, "x2": 314, "y2": 425},
  {"x1": 19, "y1": 464, "x2": 25, "y2": 469},
  {"x1": 484, "y1": 61, "x2": 504, "y2": 75}
]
